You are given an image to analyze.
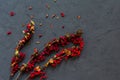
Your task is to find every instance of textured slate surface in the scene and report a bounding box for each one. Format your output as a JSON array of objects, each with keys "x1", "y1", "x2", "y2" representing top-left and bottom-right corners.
[{"x1": 0, "y1": 0, "x2": 120, "y2": 80}]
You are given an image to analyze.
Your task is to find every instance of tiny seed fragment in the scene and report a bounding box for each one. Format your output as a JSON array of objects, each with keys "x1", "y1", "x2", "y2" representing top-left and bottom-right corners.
[
  {"x1": 46, "y1": 4, "x2": 50, "y2": 9},
  {"x1": 36, "y1": 41, "x2": 40, "y2": 44},
  {"x1": 38, "y1": 34, "x2": 42, "y2": 38},
  {"x1": 22, "y1": 24, "x2": 25, "y2": 27},
  {"x1": 77, "y1": 16, "x2": 81, "y2": 19},
  {"x1": 30, "y1": 15, "x2": 34, "y2": 19},
  {"x1": 62, "y1": 26, "x2": 64, "y2": 29},
  {"x1": 39, "y1": 23, "x2": 43, "y2": 26},
  {"x1": 53, "y1": 0, "x2": 57, "y2": 3},
  {"x1": 51, "y1": 14, "x2": 56, "y2": 18},
  {"x1": 28, "y1": 6, "x2": 32, "y2": 10},
  {"x1": 7, "y1": 31, "x2": 12, "y2": 35},
  {"x1": 46, "y1": 14, "x2": 49, "y2": 18},
  {"x1": 10, "y1": 11, "x2": 15, "y2": 16},
  {"x1": 56, "y1": 16, "x2": 59, "y2": 19}
]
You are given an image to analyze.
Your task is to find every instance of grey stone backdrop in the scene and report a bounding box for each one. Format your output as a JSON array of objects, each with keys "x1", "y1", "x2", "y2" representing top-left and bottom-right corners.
[{"x1": 0, "y1": 0, "x2": 120, "y2": 80}]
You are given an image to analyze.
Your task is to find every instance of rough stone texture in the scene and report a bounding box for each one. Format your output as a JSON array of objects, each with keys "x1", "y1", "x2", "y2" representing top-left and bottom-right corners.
[{"x1": 0, "y1": 0, "x2": 120, "y2": 80}]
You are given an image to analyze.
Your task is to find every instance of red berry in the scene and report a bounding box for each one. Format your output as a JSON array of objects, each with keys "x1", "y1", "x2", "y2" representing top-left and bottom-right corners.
[
  {"x1": 7, "y1": 31, "x2": 12, "y2": 35},
  {"x1": 10, "y1": 11, "x2": 15, "y2": 16},
  {"x1": 61, "y1": 12, "x2": 65, "y2": 17},
  {"x1": 38, "y1": 34, "x2": 42, "y2": 38},
  {"x1": 62, "y1": 26, "x2": 64, "y2": 29},
  {"x1": 27, "y1": 24, "x2": 31, "y2": 29}
]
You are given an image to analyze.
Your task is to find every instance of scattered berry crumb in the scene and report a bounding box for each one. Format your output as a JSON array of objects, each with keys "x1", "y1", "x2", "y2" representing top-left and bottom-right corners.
[
  {"x1": 36, "y1": 41, "x2": 40, "y2": 44},
  {"x1": 9, "y1": 11, "x2": 15, "y2": 16},
  {"x1": 28, "y1": 6, "x2": 32, "y2": 10},
  {"x1": 50, "y1": 24, "x2": 53, "y2": 28},
  {"x1": 30, "y1": 15, "x2": 34, "y2": 19},
  {"x1": 54, "y1": 0, "x2": 57, "y2": 2},
  {"x1": 7, "y1": 31, "x2": 12, "y2": 35},
  {"x1": 61, "y1": 12, "x2": 65, "y2": 17},
  {"x1": 39, "y1": 23, "x2": 43, "y2": 27},
  {"x1": 46, "y1": 3, "x2": 50, "y2": 9},
  {"x1": 46, "y1": 14, "x2": 49, "y2": 18},
  {"x1": 51, "y1": 14, "x2": 56, "y2": 18},
  {"x1": 77, "y1": 16, "x2": 81, "y2": 19},
  {"x1": 22, "y1": 24, "x2": 25, "y2": 27},
  {"x1": 56, "y1": 16, "x2": 59, "y2": 19},
  {"x1": 38, "y1": 34, "x2": 42, "y2": 38},
  {"x1": 62, "y1": 26, "x2": 64, "y2": 29}
]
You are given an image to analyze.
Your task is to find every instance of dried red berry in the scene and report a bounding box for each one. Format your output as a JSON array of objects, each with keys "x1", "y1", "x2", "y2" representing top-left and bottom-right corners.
[
  {"x1": 38, "y1": 34, "x2": 42, "y2": 38},
  {"x1": 10, "y1": 11, "x2": 15, "y2": 16},
  {"x1": 62, "y1": 26, "x2": 64, "y2": 29},
  {"x1": 27, "y1": 23, "x2": 31, "y2": 30},
  {"x1": 7, "y1": 31, "x2": 12, "y2": 35},
  {"x1": 61, "y1": 12, "x2": 65, "y2": 17}
]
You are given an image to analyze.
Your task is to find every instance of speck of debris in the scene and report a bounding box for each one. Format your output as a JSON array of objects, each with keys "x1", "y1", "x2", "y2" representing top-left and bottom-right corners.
[
  {"x1": 7, "y1": 31, "x2": 12, "y2": 35},
  {"x1": 53, "y1": 0, "x2": 57, "y2": 3},
  {"x1": 62, "y1": 26, "x2": 64, "y2": 29},
  {"x1": 51, "y1": 14, "x2": 56, "y2": 18},
  {"x1": 39, "y1": 23, "x2": 43, "y2": 27},
  {"x1": 22, "y1": 24, "x2": 25, "y2": 27},
  {"x1": 28, "y1": 6, "x2": 32, "y2": 10},
  {"x1": 77, "y1": 16, "x2": 81, "y2": 19},
  {"x1": 46, "y1": 3, "x2": 50, "y2": 9},
  {"x1": 50, "y1": 24, "x2": 53, "y2": 28},
  {"x1": 46, "y1": 14, "x2": 49, "y2": 18},
  {"x1": 60, "y1": 12, "x2": 65, "y2": 17},
  {"x1": 30, "y1": 15, "x2": 34, "y2": 19},
  {"x1": 56, "y1": 16, "x2": 59, "y2": 19},
  {"x1": 36, "y1": 41, "x2": 40, "y2": 44},
  {"x1": 38, "y1": 34, "x2": 42, "y2": 38},
  {"x1": 9, "y1": 11, "x2": 15, "y2": 16}
]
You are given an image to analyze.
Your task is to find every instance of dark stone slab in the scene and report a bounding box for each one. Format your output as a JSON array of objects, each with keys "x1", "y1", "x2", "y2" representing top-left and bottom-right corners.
[{"x1": 0, "y1": 0, "x2": 120, "y2": 80}]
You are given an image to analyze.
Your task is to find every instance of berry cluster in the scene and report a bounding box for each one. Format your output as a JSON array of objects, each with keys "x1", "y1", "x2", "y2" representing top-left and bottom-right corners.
[
  {"x1": 10, "y1": 20, "x2": 35, "y2": 76},
  {"x1": 27, "y1": 34, "x2": 84, "y2": 80},
  {"x1": 14, "y1": 29, "x2": 84, "y2": 80}
]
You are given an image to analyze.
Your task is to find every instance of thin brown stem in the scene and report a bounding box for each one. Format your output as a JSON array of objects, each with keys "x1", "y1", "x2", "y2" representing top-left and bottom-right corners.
[
  {"x1": 9, "y1": 75, "x2": 12, "y2": 80},
  {"x1": 15, "y1": 71, "x2": 22, "y2": 80},
  {"x1": 24, "y1": 74, "x2": 30, "y2": 80},
  {"x1": 14, "y1": 56, "x2": 34, "y2": 80}
]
